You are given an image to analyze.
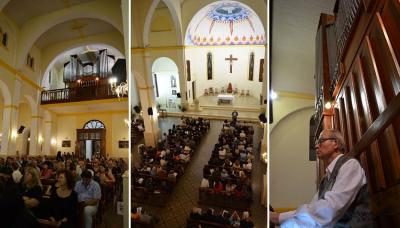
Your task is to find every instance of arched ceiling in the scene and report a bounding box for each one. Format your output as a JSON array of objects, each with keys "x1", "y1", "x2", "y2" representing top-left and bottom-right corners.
[
  {"x1": 185, "y1": 0, "x2": 265, "y2": 46},
  {"x1": 35, "y1": 18, "x2": 117, "y2": 49},
  {"x1": 2, "y1": 0, "x2": 95, "y2": 26}
]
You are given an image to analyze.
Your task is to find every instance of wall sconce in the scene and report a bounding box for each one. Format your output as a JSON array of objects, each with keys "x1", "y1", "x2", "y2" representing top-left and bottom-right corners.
[
  {"x1": 51, "y1": 138, "x2": 57, "y2": 145},
  {"x1": 124, "y1": 118, "x2": 129, "y2": 127},
  {"x1": 38, "y1": 135, "x2": 43, "y2": 144},
  {"x1": 11, "y1": 131, "x2": 17, "y2": 139}
]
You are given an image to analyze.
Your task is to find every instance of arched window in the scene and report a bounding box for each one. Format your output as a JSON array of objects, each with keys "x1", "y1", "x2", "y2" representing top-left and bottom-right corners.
[{"x1": 83, "y1": 120, "x2": 105, "y2": 129}]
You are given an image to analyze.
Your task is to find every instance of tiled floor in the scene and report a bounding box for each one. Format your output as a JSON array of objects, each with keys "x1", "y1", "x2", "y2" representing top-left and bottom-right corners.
[{"x1": 132, "y1": 117, "x2": 268, "y2": 228}]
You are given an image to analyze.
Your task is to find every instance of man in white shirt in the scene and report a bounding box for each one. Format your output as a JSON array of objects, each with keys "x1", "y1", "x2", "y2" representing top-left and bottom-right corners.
[{"x1": 270, "y1": 129, "x2": 371, "y2": 227}]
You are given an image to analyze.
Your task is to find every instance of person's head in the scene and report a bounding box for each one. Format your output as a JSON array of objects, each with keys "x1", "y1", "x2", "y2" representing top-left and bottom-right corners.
[
  {"x1": 57, "y1": 169, "x2": 75, "y2": 189},
  {"x1": 81, "y1": 170, "x2": 92, "y2": 186},
  {"x1": 315, "y1": 129, "x2": 345, "y2": 162},
  {"x1": 11, "y1": 162, "x2": 19, "y2": 171},
  {"x1": 24, "y1": 167, "x2": 41, "y2": 188}
]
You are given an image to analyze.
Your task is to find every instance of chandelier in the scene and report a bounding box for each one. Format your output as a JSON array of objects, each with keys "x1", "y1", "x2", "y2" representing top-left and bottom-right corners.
[{"x1": 109, "y1": 77, "x2": 128, "y2": 99}]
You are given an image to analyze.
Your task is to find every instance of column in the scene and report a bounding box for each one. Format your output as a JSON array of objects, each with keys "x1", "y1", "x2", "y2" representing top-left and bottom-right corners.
[
  {"x1": 138, "y1": 86, "x2": 160, "y2": 146},
  {"x1": 1, "y1": 77, "x2": 22, "y2": 155},
  {"x1": 177, "y1": 49, "x2": 188, "y2": 109},
  {"x1": 29, "y1": 115, "x2": 42, "y2": 156},
  {"x1": 122, "y1": 171, "x2": 129, "y2": 228},
  {"x1": 137, "y1": 52, "x2": 160, "y2": 147},
  {"x1": 42, "y1": 120, "x2": 53, "y2": 155},
  {"x1": 0, "y1": 105, "x2": 18, "y2": 156}
]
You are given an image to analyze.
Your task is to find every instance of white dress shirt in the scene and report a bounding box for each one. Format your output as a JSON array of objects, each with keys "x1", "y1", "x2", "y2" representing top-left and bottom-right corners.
[{"x1": 280, "y1": 154, "x2": 367, "y2": 228}]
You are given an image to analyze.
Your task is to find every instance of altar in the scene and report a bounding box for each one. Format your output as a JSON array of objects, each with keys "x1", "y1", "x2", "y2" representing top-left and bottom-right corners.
[{"x1": 217, "y1": 94, "x2": 234, "y2": 105}]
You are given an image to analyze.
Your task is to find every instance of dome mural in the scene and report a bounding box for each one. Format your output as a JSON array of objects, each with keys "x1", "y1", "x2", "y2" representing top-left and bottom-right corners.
[{"x1": 185, "y1": 0, "x2": 266, "y2": 46}]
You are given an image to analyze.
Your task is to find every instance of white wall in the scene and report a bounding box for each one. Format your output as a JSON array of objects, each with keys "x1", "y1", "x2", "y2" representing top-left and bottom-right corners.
[
  {"x1": 270, "y1": 106, "x2": 317, "y2": 208},
  {"x1": 185, "y1": 45, "x2": 264, "y2": 101},
  {"x1": 152, "y1": 57, "x2": 180, "y2": 108}
]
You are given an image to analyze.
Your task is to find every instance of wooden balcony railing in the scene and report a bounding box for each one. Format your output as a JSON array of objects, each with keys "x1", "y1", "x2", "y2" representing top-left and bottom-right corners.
[{"x1": 41, "y1": 84, "x2": 117, "y2": 104}]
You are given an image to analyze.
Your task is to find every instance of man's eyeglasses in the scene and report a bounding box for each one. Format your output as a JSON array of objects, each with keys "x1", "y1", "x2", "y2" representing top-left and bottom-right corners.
[{"x1": 315, "y1": 137, "x2": 336, "y2": 145}]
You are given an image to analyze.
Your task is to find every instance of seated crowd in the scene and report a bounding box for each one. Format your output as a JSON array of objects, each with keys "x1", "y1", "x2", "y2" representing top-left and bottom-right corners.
[
  {"x1": 199, "y1": 119, "x2": 254, "y2": 207},
  {"x1": 188, "y1": 207, "x2": 254, "y2": 228},
  {"x1": 0, "y1": 152, "x2": 127, "y2": 228},
  {"x1": 132, "y1": 117, "x2": 210, "y2": 200},
  {"x1": 131, "y1": 205, "x2": 158, "y2": 227}
]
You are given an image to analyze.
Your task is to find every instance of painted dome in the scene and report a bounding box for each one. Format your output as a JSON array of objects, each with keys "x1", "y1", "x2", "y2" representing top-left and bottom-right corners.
[{"x1": 185, "y1": 0, "x2": 266, "y2": 46}]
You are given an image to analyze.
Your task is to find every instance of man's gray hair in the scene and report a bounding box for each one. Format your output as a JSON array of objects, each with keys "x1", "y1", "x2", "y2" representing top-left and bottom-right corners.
[{"x1": 322, "y1": 129, "x2": 346, "y2": 152}]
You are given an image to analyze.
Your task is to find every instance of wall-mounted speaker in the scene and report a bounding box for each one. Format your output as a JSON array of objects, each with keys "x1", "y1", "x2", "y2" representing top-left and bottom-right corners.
[
  {"x1": 176, "y1": 93, "x2": 181, "y2": 98},
  {"x1": 147, "y1": 107, "x2": 153, "y2": 116},
  {"x1": 258, "y1": 113, "x2": 267, "y2": 123},
  {"x1": 133, "y1": 106, "x2": 141, "y2": 114},
  {"x1": 17, "y1": 125, "x2": 25, "y2": 134}
]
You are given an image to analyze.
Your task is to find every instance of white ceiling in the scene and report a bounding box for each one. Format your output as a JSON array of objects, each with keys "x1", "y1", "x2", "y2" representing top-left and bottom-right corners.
[
  {"x1": 272, "y1": 0, "x2": 336, "y2": 94},
  {"x1": 35, "y1": 18, "x2": 117, "y2": 49},
  {"x1": 43, "y1": 99, "x2": 128, "y2": 115}
]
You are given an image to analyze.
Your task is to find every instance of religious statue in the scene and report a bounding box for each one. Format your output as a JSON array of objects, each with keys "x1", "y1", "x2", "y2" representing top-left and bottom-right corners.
[
  {"x1": 207, "y1": 52, "x2": 213, "y2": 80},
  {"x1": 170, "y1": 75, "x2": 177, "y2": 88},
  {"x1": 227, "y1": 83, "x2": 233, "y2": 93},
  {"x1": 249, "y1": 52, "x2": 254, "y2": 81}
]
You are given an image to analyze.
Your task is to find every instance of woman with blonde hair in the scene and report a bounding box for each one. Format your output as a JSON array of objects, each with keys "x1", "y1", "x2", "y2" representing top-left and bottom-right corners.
[{"x1": 23, "y1": 167, "x2": 43, "y2": 217}]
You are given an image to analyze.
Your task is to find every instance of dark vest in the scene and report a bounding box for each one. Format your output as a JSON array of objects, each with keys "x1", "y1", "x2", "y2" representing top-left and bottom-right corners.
[{"x1": 318, "y1": 155, "x2": 374, "y2": 228}]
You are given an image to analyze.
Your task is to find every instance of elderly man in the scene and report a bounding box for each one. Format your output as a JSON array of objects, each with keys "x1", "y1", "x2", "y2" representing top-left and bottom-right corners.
[
  {"x1": 270, "y1": 129, "x2": 372, "y2": 227},
  {"x1": 75, "y1": 170, "x2": 101, "y2": 228}
]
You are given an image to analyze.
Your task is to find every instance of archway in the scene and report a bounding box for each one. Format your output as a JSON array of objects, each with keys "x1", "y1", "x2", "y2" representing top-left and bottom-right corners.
[
  {"x1": 0, "y1": 79, "x2": 12, "y2": 155},
  {"x1": 184, "y1": 0, "x2": 266, "y2": 108},
  {"x1": 152, "y1": 57, "x2": 180, "y2": 111}
]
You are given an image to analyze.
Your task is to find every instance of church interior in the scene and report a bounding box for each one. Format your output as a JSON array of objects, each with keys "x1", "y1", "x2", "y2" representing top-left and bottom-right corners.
[
  {"x1": 131, "y1": 0, "x2": 268, "y2": 227},
  {"x1": 0, "y1": 0, "x2": 130, "y2": 227}
]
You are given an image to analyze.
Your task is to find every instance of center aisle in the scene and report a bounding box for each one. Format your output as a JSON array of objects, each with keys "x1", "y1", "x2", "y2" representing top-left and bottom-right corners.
[
  {"x1": 132, "y1": 117, "x2": 267, "y2": 227},
  {"x1": 156, "y1": 117, "x2": 219, "y2": 227}
]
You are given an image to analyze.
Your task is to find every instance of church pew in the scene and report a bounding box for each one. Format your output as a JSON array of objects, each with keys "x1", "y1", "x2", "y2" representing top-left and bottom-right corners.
[{"x1": 198, "y1": 187, "x2": 252, "y2": 211}]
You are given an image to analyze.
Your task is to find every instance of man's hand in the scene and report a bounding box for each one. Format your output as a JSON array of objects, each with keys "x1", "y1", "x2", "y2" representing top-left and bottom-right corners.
[{"x1": 269, "y1": 211, "x2": 280, "y2": 225}]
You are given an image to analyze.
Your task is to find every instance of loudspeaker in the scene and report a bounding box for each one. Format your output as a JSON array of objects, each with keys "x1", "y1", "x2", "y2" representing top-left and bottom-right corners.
[
  {"x1": 176, "y1": 92, "x2": 181, "y2": 98},
  {"x1": 147, "y1": 107, "x2": 153, "y2": 116},
  {"x1": 17, "y1": 125, "x2": 25, "y2": 134},
  {"x1": 258, "y1": 113, "x2": 267, "y2": 123},
  {"x1": 133, "y1": 106, "x2": 141, "y2": 114}
]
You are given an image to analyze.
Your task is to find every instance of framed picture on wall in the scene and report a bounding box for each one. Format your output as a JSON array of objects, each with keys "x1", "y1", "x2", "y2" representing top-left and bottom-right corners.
[
  {"x1": 118, "y1": 140, "x2": 129, "y2": 148},
  {"x1": 62, "y1": 140, "x2": 71, "y2": 147},
  {"x1": 172, "y1": 90, "x2": 177, "y2": 95}
]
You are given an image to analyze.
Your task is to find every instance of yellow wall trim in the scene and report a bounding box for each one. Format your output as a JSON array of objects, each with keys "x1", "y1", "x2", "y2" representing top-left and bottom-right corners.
[
  {"x1": 31, "y1": 116, "x2": 43, "y2": 119},
  {"x1": 0, "y1": 58, "x2": 42, "y2": 91},
  {"x1": 274, "y1": 208, "x2": 297, "y2": 213},
  {"x1": 277, "y1": 90, "x2": 315, "y2": 100},
  {"x1": 131, "y1": 45, "x2": 267, "y2": 53},
  {"x1": 138, "y1": 86, "x2": 154, "y2": 90},
  {"x1": 58, "y1": 109, "x2": 128, "y2": 116},
  {"x1": 3, "y1": 105, "x2": 18, "y2": 109},
  {"x1": 41, "y1": 97, "x2": 128, "y2": 108}
]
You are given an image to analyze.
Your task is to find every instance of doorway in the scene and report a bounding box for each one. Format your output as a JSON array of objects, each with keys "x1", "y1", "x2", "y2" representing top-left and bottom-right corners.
[{"x1": 76, "y1": 120, "x2": 106, "y2": 159}]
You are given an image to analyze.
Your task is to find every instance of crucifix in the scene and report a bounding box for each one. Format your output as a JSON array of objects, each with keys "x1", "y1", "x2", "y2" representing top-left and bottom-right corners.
[{"x1": 225, "y1": 54, "x2": 238, "y2": 73}]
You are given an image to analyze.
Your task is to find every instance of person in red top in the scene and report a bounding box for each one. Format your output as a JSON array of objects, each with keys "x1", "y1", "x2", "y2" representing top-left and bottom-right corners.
[
  {"x1": 40, "y1": 162, "x2": 53, "y2": 179},
  {"x1": 213, "y1": 181, "x2": 224, "y2": 194}
]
